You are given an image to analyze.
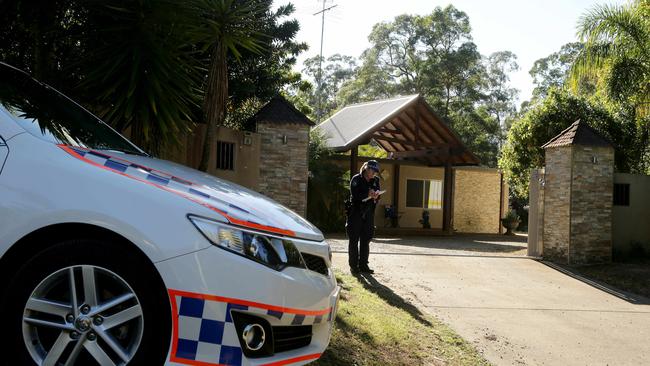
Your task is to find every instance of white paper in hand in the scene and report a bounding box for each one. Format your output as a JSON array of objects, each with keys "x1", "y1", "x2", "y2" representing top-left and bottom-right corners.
[{"x1": 362, "y1": 190, "x2": 386, "y2": 202}]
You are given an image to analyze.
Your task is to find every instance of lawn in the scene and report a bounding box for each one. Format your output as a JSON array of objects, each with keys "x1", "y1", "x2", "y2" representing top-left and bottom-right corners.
[{"x1": 313, "y1": 272, "x2": 489, "y2": 366}]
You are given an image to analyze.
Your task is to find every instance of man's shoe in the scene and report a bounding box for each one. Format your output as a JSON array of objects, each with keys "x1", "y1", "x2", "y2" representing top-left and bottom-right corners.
[
  {"x1": 359, "y1": 266, "x2": 374, "y2": 274},
  {"x1": 350, "y1": 266, "x2": 360, "y2": 275}
]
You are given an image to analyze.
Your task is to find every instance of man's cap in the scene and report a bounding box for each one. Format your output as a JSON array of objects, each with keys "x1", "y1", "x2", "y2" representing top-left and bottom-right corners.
[{"x1": 367, "y1": 160, "x2": 380, "y2": 172}]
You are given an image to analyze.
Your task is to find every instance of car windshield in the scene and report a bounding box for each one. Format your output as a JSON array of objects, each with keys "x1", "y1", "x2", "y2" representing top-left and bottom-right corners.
[{"x1": 0, "y1": 64, "x2": 145, "y2": 155}]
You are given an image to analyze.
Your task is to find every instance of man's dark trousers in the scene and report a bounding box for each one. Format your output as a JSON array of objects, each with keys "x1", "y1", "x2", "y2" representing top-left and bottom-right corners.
[{"x1": 347, "y1": 206, "x2": 375, "y2": 269}]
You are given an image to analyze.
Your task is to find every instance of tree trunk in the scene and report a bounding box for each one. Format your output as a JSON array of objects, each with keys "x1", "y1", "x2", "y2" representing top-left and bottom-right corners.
[{"x1": 198, "y1": 43, "x2": 228, "y2": 172}]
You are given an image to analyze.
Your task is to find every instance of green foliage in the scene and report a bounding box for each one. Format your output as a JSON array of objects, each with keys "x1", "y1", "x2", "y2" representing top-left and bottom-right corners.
[
  {"x1": 307, "y1": 129, "x2": 348, "y2": 232},
  {"x1": 227, "y1": 3, "x2": 307, "y2": 117},
  {"x1": 502, "y1": 1, "x2": 650, "y2": 201},
  {"x1": 0, "y1": 0, "x2": 306, "y2": 155},
  {"x1": 358, "y1": 143, "x2": 388, "y2": 159},
  {"x1": 529, "y1": 42, "x2": 592, "y2": 100},
  {"x1": 330, "y1": 6, "x2": 519, "y2": 167},
  {"x1": 80, "y1": 0, "x2": 201, "y2": 154},
  {"x1": 570, "y1": 0, "x2": 650, "y2": 115},
  {"x1": 500, "y1": 89, "x2": 642, "y2": 198},
  {"x1": 502, "y1": 210, "x2": 520, "y2": 222},
  {"x1": 291, "y1": 54, "x2": 359, "y2": 121}
]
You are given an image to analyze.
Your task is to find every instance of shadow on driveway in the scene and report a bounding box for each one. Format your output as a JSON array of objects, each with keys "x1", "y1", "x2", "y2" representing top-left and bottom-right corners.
[
  {"x1": 355, "y1": 272, "x2": 432, "y2": 327},
  {"x1": 327, "y1": 233, "x2": 528, "y2": 256},
  {"x1": 372, "y1": 235, "x2": 526, "y2": 253}
]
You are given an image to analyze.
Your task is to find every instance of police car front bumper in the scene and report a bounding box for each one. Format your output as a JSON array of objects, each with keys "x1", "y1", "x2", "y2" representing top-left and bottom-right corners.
[{"x1": 156, "y1": 243, "x2": 339, "y2": 366}]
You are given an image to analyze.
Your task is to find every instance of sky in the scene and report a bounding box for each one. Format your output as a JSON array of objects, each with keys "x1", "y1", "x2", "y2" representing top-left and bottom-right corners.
[{"x1": 276, "y1": 0, "x2": 626, "y2": 104}]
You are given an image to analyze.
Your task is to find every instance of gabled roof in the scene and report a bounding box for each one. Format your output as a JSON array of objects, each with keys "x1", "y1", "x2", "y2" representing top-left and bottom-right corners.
[
  {"x1": 317, "y1": 95, "x2": 420, "y2": 149},
  {"x1": 315, "y1": 95, "x2": 480, "y2": 166},
  {"x1": 542, "y1": 120, "x2": 612, "y2": 149},
  {"x1": 248, "y1": 95, "x2": 314, "y2": 127}
]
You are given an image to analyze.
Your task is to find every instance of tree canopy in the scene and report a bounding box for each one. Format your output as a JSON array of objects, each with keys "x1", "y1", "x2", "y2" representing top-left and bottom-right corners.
[
  {"x1": 0, "y1": 0, "x2": 305, "y2": 156},
  {"x1": 297, "y1": 5, "x2": 520, "y2": 167},
  {"x1": 500, "y1": 0, "x2": 649, "y2": 199}
]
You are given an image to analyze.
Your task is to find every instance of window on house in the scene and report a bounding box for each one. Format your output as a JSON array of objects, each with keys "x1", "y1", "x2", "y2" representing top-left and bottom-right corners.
[
  {"x1": 406, "y1": 179, "x2": 442, "y2": 209},
  {"x1": 216, "y1": 141, "x2": 235, "y2": 170},
  {"x1": 613, "y1": 183, "x2": 630, "y2": 206}
]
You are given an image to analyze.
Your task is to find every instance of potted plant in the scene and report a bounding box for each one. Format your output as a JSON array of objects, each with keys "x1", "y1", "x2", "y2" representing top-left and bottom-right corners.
[{"x1": 501, "y1": 210, "x2": 521, "y2": 235}]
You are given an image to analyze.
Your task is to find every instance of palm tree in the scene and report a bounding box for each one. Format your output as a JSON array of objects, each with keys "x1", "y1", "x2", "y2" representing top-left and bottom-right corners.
[
  {"x1": 570, "y1": 0, "x2": 649, "y2": 115},
  {"x1": 193, "y1": 0, "x2": 266, "y2": 172},
  {"x1": 79, "y1": 0, "x2": 201, "y2": 155}
]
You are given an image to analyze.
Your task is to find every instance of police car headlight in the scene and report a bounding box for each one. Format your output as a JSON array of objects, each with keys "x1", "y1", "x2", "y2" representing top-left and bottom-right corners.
[{"x1": 188, "y1": 215, "x2": 306, "y2": 271}]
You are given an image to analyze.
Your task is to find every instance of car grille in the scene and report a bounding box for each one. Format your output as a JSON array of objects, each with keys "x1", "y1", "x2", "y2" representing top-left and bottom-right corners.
[
  {"x1": 301, "y1": 253, "x2": 328, "y2": 275},
  {"x1": 272, "y1": 325, "x2": 312, "y2": 353}
]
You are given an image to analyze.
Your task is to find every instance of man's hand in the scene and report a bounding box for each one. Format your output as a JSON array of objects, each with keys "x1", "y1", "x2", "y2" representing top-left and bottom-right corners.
[{"x1": 369, "y1": 190, "x2": 380, "y2": 200}]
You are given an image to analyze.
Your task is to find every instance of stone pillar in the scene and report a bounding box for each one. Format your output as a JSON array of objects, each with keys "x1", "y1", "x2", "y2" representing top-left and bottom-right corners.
[
  {"x1": 569, "y1": 145, "x2": 614, "y2": 263},
  {"x1": 542, "y1": 147, "x2": 572, "y2": 262},
  {"x1": 257, "y1": 122, "x2": 310, "y2": 217},
  {"x1": 542, "y1": 145, "x2": 614, "y2": 264}
]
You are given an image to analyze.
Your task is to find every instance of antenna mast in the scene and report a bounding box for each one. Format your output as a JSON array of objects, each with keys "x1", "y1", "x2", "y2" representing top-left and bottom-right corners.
[{"x1": 314, "y1": 0, "x2": 337, "y2": 123}]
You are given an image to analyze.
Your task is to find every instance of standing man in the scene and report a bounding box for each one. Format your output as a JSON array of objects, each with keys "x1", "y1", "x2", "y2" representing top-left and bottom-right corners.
[{"x1": 346, "y1": 160, "x2": 381, "y2": 274}]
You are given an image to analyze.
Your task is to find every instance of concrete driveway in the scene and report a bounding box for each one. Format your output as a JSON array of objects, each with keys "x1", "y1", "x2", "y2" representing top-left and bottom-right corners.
[{"x1": 329, "y1": 235, "x2": 650, "y2": 366}]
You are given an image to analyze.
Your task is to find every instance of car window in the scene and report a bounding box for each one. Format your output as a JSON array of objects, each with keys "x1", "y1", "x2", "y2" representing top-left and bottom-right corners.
[{"x1": 0, "y1": 65, "x2": 145, "y2": 156}]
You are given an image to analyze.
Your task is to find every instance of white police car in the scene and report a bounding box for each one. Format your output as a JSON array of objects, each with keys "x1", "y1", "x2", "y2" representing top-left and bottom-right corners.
[{"x1": 0, "y1": 63, "x2": 339, "y2": 366}]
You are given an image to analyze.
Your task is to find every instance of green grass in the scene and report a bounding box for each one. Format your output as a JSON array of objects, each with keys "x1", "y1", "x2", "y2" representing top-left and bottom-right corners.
[{"x1": 313, "y1": 272, "x2": 490, "y2": 366}]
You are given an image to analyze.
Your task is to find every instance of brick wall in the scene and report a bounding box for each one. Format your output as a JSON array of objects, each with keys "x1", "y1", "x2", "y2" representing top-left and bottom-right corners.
[
  {"x1": 453, "y1": 168, "x2": 505, "y2": 234},
  {"x1": 542, "y1": 146, "x2": 572, "y2": 262},
  {"x1": 541, "y1": 145, "x2": 614, "y2": 264},
  {"x1": 569, "y1": 146, "x2": 614, "y2": 263},
  {"x1": 257, "y1": 123, "x2": 310, "y2": 216}
]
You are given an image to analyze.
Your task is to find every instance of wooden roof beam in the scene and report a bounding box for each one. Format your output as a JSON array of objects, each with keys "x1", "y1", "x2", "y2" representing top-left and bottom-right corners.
[
  {"x1": 391, "y1": 145, "x2": 466, "y2": 159},
  {"x1": 374, "y1": 126, "x2": 414, "y2": 151},
  {"x1": 400, "y1": 109, "x2": 445, "y2": 144},
  {"x1": 413, "y1": 103, "x2": 455, "y2": 143},
  {"x1": 372, "y1": 134, "x2": 431, "y2": 148}
]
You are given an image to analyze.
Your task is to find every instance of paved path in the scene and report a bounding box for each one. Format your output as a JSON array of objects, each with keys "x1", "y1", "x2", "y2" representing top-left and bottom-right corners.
[{"x1": 329, "y1": 235, "x2": 650, "y2": 366}]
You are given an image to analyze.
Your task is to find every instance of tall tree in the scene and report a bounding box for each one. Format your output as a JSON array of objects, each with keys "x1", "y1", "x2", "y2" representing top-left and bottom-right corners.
[
  {"x1": 193, "y1": 0, "x2": 266, "y2": 172},
  {"x1": 334, "y1": 6, "x2": 519, "y2": 166},
  {"x1": 223, "y1": 3, "x2": 308, "y2": 130},
  {"x1": 500, "y1": 90, "x2": 642, "y2": 198},
  {"x1": 483, "y1": 51, "x2": 520, "y2": 127},
  {"x1": 79, "y1": 0, "x2": 201, "y2": 154},
  {"x1": 0, "y1": 0, "x2": 85, "y2": 87},
  {"x1": 529, "y1": 42, "x2": 585, "y2": 100},
  {"x1": 570, "y1": 0, "x2": 650, "y2": 115},
  {"x1": 299, "y1": 54, "x2": 358, "y2": 120}
]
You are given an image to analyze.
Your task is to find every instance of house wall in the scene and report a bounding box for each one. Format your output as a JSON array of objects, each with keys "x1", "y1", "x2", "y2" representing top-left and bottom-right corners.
[
  {"x1": 453, "y1": 167, "x2": 506, "y2": 234},
  {"x1": 372, "y1": 163, "x2": 395, "y2": 228},
  {"x1": 158, "y1": 125, "x2": 261, "y2": 190},
  {"x1": 325, "y1": 156, "x2": 505, "y2": 232},
  {"x1": 257, "y1": 123, "x2": 310, "y2": 217},
  {"x1": 208, "y1": 127, "x2": 260, "y2": 189},
  {"x1": 398, "y1": 165, "x2": 445, "y2": 229},
  {"x1": 613, "y1": 173, "x2": 650, "y2": 254}
]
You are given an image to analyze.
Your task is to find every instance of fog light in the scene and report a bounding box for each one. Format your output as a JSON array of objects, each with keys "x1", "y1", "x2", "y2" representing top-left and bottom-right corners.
[{"x1": 242, "y1": 324, "x2": 266, "y2": 351}]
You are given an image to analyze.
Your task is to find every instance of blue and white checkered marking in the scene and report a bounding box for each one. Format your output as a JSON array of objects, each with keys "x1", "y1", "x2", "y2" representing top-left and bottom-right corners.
[
  {"x1": 67, "y1": 147, "x2": 270, "y2": 224},
  {"x1": 175, "y1": 296, "x2": 244, "y2": 366},
  {"x1": 172, "y1": 294, "x2": 330, "y2": 366}
]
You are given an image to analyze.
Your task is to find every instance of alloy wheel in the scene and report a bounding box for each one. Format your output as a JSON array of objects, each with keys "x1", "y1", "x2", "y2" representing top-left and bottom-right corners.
[{"x1": 22, "y1": 265, "x2": 144, "y2": 366}]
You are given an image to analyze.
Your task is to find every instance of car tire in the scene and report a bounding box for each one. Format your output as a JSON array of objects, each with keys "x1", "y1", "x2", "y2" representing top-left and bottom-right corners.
[{"x1": 1, "y1": 239, "x2": 171, "y2": 366}]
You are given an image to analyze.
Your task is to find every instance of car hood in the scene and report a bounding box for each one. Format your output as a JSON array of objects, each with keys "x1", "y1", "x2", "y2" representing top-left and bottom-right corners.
[{"x1": 60, "y1": 146, "x2": 324, "y2": 242}]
